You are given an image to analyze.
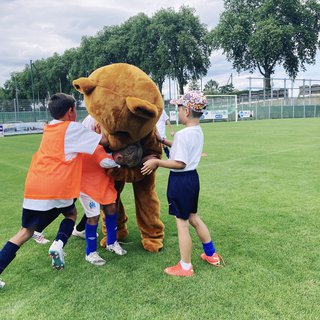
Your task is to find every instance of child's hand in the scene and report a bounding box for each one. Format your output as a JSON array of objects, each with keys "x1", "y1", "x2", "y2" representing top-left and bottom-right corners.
[{"x1": 141, "y1": 159, "x2": 158, "y2": 175}]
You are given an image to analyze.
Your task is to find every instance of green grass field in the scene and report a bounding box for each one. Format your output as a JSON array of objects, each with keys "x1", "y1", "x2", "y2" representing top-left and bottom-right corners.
[{"x1": 0, "y1": 118, "x2": 319, "y2": 320}]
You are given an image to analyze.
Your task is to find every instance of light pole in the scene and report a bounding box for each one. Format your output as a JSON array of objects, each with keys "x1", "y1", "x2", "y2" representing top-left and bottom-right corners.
[{"x1": 30, "y1": 60, "x2": 36, "y2": 121}]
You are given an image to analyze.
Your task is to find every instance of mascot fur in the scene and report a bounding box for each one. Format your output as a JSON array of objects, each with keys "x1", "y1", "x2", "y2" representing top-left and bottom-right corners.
[{"x1": 73, "y1": 63, "x2": 164, "y2": 252}]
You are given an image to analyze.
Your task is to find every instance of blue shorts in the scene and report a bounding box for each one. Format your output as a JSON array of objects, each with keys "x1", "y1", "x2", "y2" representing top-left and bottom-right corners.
[
  {"x1": 21, "y1": 203, "x2": 75, "y2": 229},
  {"x1": 167, "y1": 170, "x2": 199, "y2": 220}
]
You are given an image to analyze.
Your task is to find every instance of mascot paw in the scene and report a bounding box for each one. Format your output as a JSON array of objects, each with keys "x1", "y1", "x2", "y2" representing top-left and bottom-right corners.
[
  {"x1": 141, "y1": 238, "x2": 163, "y2": 253},
  {"x1": 100, "y1": 237, "x2": 107, "y2": 248}
]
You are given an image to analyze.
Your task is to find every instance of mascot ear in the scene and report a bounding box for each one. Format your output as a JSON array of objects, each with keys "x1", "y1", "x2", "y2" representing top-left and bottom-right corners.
[
  {"x1": 72, "y1": 78, "x2": 96, "y2": 95},
  {"x1": 126, "y1": 97, "x2": 159, "y2": 119}
]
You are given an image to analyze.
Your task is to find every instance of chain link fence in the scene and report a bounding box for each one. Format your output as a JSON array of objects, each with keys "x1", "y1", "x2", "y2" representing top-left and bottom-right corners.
[
  {"x1": 1, "y1": 79, "x2": 320, "y2": 125},
  {"x1": 0, "y1": 99, "x2": 89, "y2": 123}
]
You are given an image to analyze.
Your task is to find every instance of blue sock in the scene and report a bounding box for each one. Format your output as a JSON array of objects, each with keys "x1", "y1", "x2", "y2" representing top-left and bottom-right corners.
[
  {"x1": 0, "y1": 241, "x2": 20, "y2": 274},
  {"x1": 105, "y1": 213, "x2": 117, "y2": 245},
  {"x1": 85, "y1": 223, "x2": 98, "y2": 255},
  {"x1": 163, "y1": 146, "x2": 170, "y2": 158},
  {"x1": 55, "y1": 218, "x2": 74, "y2": 246},
  {"x1": 202, "y1": 241, "x2": 216, "y2": 257}
]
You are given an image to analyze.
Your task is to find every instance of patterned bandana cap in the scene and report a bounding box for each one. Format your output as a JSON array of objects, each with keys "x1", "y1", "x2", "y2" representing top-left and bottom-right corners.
[
  {"x1": 181, "y1": 91, "x2": 208, "y2": 112},
  {"x1": 169, "y1": 98, "x2": 183, "y2": 106}
]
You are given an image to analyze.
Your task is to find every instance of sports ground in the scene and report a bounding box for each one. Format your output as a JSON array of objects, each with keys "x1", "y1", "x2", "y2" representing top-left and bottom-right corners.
[{"x1": 0, "y1": 118, "x2": 319, "y2": 319}]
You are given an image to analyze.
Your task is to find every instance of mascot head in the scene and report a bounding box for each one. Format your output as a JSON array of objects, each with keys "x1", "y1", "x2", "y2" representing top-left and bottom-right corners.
[{"x1": 73, "y1": 63, "x2": 163, "y2": 150}]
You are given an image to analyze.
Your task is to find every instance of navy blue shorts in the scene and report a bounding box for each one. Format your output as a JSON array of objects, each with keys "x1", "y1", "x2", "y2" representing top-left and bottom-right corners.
[
  {"x1": 167, "y1": 170, "x2": 199, "y2": 220},
  {"x1": 21, "y1": 203, "x2": 75, "y2": 229}
]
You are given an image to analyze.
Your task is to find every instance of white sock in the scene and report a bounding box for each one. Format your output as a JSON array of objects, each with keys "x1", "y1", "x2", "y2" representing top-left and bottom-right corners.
[
  {"x1": 55, "y1": 239, "x2": 64, "y2": 248},
  {"x1": 180, "y1": 260, "x2": 192, "y2": 270}
]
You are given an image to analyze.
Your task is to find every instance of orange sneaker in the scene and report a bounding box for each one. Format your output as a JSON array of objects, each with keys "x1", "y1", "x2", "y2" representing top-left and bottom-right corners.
[
  {"x1": 201, "y1": 252, "x2": 224, "y2": 267},
  {"x1": 164, "y1": 262, "x2": 194, "y2": 277}
]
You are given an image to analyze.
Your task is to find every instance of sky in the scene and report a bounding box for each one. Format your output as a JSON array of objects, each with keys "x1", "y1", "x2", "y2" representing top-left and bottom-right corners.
[{"x1": 1, "y1": 0, "x2": 320, "y2": 98}]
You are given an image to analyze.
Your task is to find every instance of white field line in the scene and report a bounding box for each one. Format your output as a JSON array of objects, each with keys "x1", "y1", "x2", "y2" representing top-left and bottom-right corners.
[{"x1": 200, "y1": 143, "x2": 320, "y2": 168}]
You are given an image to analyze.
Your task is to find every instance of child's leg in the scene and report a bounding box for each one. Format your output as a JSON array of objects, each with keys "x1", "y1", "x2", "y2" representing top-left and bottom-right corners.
[
  {"x1": 189, "y1": 213, "x2": 222, "y2": 266},
  {"x1": 0, "y1": 227, "x2": 35, "y2": 275},
  {"x1": 103, "y1": 203, "x2": 127, "y2": 255},
  {"x1": 163, "y1": 217, "x2": 194, "y2": 277},
  {"x1": 189, "y1": 213, "x2": 213, "y2": 245},
  {"x1": 175, "y1": 217, "x2": 192, "y2": 264},
  {"x1": 54, "y1": 206, "x2": 77, "y2": 246},
  {"x1": 32, "y1": 211, "x2": 60, "y2": 244},
  {"x1": 0, "y1": 207, "x2": 43, "y2": 276},
  {"x1": 75, "y1": 214, "x2": 87, "y2": 232},
  {"x1": 49, "y1": 204, "x2": 77, "y2": 270},
  {"x1": 103, "y1": 203, "x2": 117, "y2": 246},
  {"x1": 79, "y1": 195, "x2": 106, "y2": 265},
  {"x1": 35, "y1": 210, "x2": 60, "y2": 234},
  {"x1": 85, "y1": 216, "x2": 99, "y2": 256},
  {"x1": 163, "y1": 146, "x2": 170, "y2": 158}
]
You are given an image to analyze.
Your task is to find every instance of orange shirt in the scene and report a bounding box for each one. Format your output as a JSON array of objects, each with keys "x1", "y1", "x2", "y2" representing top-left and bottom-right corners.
[
  {"x1": 24, "y1": 121, "x2": 83, "y2": 199},
  {"x1": 81, "y1": 145, "x2": 117, "y2": 205}
]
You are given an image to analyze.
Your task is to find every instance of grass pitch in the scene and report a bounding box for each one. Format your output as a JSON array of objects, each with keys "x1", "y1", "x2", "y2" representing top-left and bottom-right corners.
[{"x1": 0, "y1": 118, "x2": 319, "y2": 320}]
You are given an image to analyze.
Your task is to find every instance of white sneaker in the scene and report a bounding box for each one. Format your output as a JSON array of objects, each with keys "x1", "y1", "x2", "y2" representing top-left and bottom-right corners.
[
  {"x1": 0, "y1": 278, "x2": 5, "y2": 289},
  {"x1": 85, "y1": 251, "x2": 106, "y2": 266},
  {"x1": 106, "y1": 241, "x2": 127, "y2": 256},
  {"x1": 32, "y1": 231, "x2": 50, "y2": 244},
  {"x1": 72, "y1": 228, "x2": 99, "y2": 239},
  {"x1": 48, "y1": 240, "x2": 65, "y2": 270},
  {"x1": 72, "y1": 227, "x2": 85, "y2": 239}
]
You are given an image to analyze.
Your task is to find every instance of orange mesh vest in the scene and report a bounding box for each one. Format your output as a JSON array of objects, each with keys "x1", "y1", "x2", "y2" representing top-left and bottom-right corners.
[
  {"x1": 81, "y1": 145, "x2": 117, "y2": 205},
  {"x1": 24, "y1": 121, "x2": 83, "y2": 199}
]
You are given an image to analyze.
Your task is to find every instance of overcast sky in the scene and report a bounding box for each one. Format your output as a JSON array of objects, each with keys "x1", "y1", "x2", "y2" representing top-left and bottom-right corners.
[{"x1": 1, "y1": 0, "x2": 319, "y2": 97}]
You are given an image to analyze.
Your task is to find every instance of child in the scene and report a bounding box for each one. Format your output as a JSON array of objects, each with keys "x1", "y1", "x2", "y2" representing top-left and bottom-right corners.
[
  {"x1": 156, "y1": 109, "x2": 175, "y2": 158},
  {"x1": 79, "y1": 116, "x2": 143, "y2": 265},
  {"x1": 0, "y1": 93, "x2": 110, "y2": 288},
  {"x1": 141, "y1": 91, "x2": 222, "y2": 277}
]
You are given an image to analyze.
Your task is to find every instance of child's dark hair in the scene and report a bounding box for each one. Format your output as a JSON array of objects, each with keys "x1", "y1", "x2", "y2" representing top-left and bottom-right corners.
[
  {"x1": 120, "y1": 143, "x2": 143, "y2": 167},
  {"x1": 48, "y1": 93, "x2": 76, "y2": 119},
  {"x1": 190, "y1": 109, "x2": 203, "y2": 118}
]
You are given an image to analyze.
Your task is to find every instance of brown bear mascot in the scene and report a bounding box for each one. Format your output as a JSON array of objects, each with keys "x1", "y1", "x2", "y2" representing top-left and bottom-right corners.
[{"x1": 73, "y1": 63, "x2": 164, "y2": 252}]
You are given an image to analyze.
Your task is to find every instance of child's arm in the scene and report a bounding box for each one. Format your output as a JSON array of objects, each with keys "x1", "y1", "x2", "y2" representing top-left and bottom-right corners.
[
  {"x1": 155, "y1": 129, "x2": 173, "y2": 147},
  {"x1": 100, "y1": 158, "x2": 120, "y2": 169},
  {"x1": 141, "y1": 158, "x2": 185, "y2": 175},
  {"x1": 166, "y1": 119, "x2": 175, "y2": 137},
  {"x1": 161, "y1": 137, "x2": 173, "y2": 147}
]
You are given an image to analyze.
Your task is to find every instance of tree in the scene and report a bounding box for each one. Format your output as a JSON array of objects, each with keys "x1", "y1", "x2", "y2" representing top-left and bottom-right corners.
[
  {"x1": 151, "y1": 7, "x2": 212, "y2": 94},
  {"x1": 188, "y1": 79, "x2": 200, "y2": 91},
  {"x1": 212, "y1": 0, "x2": 320, "y2": 89},
  {"x1": 218, "y1": 83, "x2": 235, "y2": 94},
  {"x1": 203, "y1": 79, "x2": 219, "y2": 94}
]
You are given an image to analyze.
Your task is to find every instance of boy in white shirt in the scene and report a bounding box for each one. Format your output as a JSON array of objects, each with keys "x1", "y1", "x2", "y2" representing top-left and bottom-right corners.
[
  {"x1": 141, "y1": 91, "x2": 223, "y2": 277},
  {"x1": 156, "y1": 109, "x2": 174, "y2": 158},
  {"x1": 0, "y1": 93, "x2": 110, "y2": 288}
]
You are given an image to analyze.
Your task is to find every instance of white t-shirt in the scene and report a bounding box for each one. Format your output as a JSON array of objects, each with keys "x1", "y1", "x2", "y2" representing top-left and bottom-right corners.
[
  {"x1": 23, "y1": 119, "x2": 102, "y2": 211},
  {"x1": 156, "y1": 110, "x2": 169, "y2": 139},
  {"x1": 82, "y1": 114, "x2": 97, "y2": 132},
  {"x1": 81, "y1": 115, "x2": 119, "y2": 169},
  {"x1": 169, "y1": 125, "x2": 203, "y2": 172}
]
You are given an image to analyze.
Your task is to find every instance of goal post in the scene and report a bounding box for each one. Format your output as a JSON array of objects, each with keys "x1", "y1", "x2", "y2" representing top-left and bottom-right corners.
[
  {"x1": 205, "y1": 95, "x2": 238, "y2": 122},
  {"x1": 166, "y1": 94, "x2": 238, "y2": 124}
]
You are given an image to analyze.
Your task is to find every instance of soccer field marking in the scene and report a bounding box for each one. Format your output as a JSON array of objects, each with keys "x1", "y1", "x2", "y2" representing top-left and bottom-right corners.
[{"x1": 200, "y1": 143, "x2": 320, "y2": 168}]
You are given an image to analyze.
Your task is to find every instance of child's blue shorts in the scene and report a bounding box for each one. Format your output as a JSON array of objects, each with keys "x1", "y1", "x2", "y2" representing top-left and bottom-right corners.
[
  {"x1": 167, "y1": 170, "x2": 199, "y2": 220},
  {"x1": 21, "y1": 203, "x2": 75, "y2": 229}
]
